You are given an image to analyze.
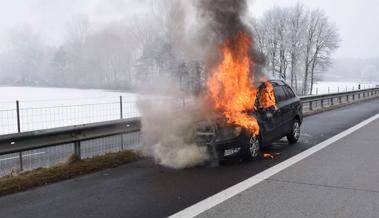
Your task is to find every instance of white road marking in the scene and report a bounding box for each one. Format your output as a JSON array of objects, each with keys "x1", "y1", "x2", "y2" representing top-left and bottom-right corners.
[
  {"x1": 0, "y1": 152, "x2": 46, "y2": 161},
  {"x1": 169, "y1": 113, "x2": 379, "y2": 218}
]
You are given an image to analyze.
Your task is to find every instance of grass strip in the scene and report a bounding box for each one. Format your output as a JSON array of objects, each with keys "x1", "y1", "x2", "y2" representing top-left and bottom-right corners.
[{"x1": 0, "y1": 150, "x2": 140, "y2": 196}]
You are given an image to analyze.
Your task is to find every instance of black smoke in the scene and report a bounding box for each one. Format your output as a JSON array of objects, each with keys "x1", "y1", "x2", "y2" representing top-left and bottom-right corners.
[
  {"x1": 197, "y1": 0, "x2": 248, "y2": 43},
  {"x1": 196, "y1": 0, "x2": 266, "y2": 77}
]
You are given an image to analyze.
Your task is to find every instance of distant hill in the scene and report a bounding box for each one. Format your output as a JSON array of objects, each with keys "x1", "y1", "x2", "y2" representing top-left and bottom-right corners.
[{"x1": 322, "y1": 58, "x2": 379, "y2": 82}]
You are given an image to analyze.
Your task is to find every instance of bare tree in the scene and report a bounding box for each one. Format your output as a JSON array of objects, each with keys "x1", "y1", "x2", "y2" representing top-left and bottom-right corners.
[
  {"x1": 254, "y1": 7, "x2": 291, "y2": 81},
  {"x1": 287, "y1": 4, "x2": 307, "y2": 91},
  {"x1": 309, "y1": 12, "x2": 340, "y2": 94},
  {"x1": 65, "y1": 14, "x2": 90, "y2": 46},
  {"x1": 251, "y1": 4, "x2": 339, "y2": 95},
  {"x1": 1, "y1": 26, "x2": 50, "y2": 85},
  {"x1": 261, "y1": 9, "x2": 280, "y2": 78},
  {"x1": 131, "y1": 0, "x2": 199, "y2": 92},
  {"x1": 302, "y1": 9, "x2": 320, "y2": 95},
  {"x1": 276, "y1": 8, "x2": 290, "y2": 81}
]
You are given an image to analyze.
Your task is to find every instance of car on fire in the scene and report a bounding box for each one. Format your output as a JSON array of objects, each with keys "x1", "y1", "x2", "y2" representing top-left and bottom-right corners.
[{"x1": 195, "y1": 80, "x2": 303, "y2": 162}]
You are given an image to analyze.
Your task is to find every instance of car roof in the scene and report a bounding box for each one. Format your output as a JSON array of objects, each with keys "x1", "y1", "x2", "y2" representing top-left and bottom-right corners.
[
  {"x1": 253, "y1": 80, "x2": 287, "y2": 88},
  {"x1": 268, "y1": 80, "x2": 286, "y2": 86}
]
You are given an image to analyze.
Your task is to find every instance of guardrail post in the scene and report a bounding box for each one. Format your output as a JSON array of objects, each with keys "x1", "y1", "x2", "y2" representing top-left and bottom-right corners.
[
  {"x1": 309, "y1": 101, "x2": 313, "y2": 111},
  {"x1": 358, "y1": 93, "x2": 361, "y2": 99},
  {"x1": 346, "y1": 95, "x2": 349, "y2": 102},
  {"x1": 353, "y1": 94, "x2": 355, "y2": 101},
  {"x1": 16, "y1": 100, "x2": 23, "y2": 171},
  {"x1": 19, "y1": 152, "x2": 23, "y2": 171},
  {"x1": 16, "y1": 100, "x2": 21, "y2": 133},
  {"x1": 119, "y1": 96, "x2": 123, "y2": 120},
  {"x1": 339, "y1": 96, "x2": 342, "y2": 104},
  {"x1": 330, "y1": 97, "x2": 334, "y2": 106},
  {"x1": 74, "y1": 141, "x2": 81, "y2": 159},
  {"x1": 321, "y1": 99, "x2": 324, "y2": 108},
  {"x1": 119, "y1": 96, "x2": 124, "y2": 150}
]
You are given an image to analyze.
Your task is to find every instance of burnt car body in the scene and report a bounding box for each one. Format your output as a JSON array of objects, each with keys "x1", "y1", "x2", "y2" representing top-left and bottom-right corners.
[{"x1": 195, "y1": 80, "x2": 303, "y2": 161}]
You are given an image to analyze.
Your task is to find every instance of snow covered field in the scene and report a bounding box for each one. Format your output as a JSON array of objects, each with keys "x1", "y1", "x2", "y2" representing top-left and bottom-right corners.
[
  {"x1": 1, "y1": 82, "x2": 378, "y2": 135},
  {"x1": 0, "y1": 87, "x2": 140, "y2": 135},
  {"x1": 310, "y1": 81, "x2": 378, "y2": 95}
]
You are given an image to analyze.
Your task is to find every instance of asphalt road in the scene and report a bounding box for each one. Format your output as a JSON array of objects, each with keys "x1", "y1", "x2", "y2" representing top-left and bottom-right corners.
[
  {"x1": 197, "y1": 113, "x2": 379, "y2": 218},
  {"x1": 1, "y1": 98, "x2": 379, "y2": 218}
]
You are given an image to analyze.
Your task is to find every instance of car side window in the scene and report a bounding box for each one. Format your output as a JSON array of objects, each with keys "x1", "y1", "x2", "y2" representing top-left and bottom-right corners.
[
  {"x1": 284, "y1": 86, "x2": 296, "y2": 98},
  {"x1": 274, "y1": 86, "x2": 287, "y2": 103}
]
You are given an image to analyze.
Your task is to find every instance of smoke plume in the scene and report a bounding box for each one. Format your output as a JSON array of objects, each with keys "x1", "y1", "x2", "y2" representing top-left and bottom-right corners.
[
  {"x1": 197, "y1": 0, "x2": 248, "y2": 43},
  {"x1": 136, "y1": 78, "x2": 212, "y2": 169},
  {"x1": 196, "y1": 0, "x2": 266, "y2": 76},
  {"x1": 137, "y1": 0, "x2": 265, "y2": 169}
]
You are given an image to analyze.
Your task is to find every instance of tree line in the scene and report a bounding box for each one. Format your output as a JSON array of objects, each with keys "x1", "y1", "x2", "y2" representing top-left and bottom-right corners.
[
  {"x1": 251, "y1": 4, "x2": 340, "y2": 95},
  {"x1": 0, "y1": 2, "x2": 339, "y2": 96},
  {"x1": 0, "y1": 1, "x2": 205, "y2": 93}
]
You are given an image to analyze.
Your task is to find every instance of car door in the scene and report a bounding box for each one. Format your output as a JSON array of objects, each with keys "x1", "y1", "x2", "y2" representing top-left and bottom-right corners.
[
  {"x1": 273, "y1": 85, "x2": 291, "y2": 138},
  {"x1": 282, "y1": 85, "x2": 298, "y2": 130},
  {"x1": 252, "y1": 85, "x2": 280, "y2": 144},
  {"x1": 255, "y1": 106, "x2": 278, "y2": 144}
]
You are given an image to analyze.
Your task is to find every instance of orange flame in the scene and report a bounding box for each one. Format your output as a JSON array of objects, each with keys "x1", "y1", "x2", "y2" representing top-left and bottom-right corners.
[
  {"x1": 263, "y1": 153, "x2": 274, "y2": 159},
  {"x1": 207, "y1": 32, "x2": 276, "y2": 136},
  {"x1": 259, "y1": 81, "x2": 277, "y2": 109}
]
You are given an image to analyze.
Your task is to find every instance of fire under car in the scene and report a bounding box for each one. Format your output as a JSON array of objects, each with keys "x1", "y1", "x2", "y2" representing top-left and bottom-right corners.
[{"x1": 194, "y1": 80, "x2": 303, "y2": 162}]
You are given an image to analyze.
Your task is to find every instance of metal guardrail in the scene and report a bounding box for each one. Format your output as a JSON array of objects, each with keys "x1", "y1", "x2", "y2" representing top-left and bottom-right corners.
[
  {"x1": 300, "y1": 87, "x2": 379, "y2": 112},
  {"x1": 0, "y1": 87, "x2": 378, "y2": 175},
  {"x1": 0, "y1": 118, "x2": 141, "y2": 155},
  {"x1": 0, "y1": 118, "x2": 140, "y2": 173}
]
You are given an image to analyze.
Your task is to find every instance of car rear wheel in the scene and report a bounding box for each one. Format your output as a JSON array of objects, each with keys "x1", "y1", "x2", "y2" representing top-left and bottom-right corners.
[
  {"x1": 287, "y1": 120, "x2": 300, "y2": 144},
  {"x1": 246, "y1": 135, "x2": 261, "y2": 160}
]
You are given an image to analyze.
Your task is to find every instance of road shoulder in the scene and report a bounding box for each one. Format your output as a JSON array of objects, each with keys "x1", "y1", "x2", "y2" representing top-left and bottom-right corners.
[{"x1": 184, "y1": 114, "x2": 379, "y2": 218}]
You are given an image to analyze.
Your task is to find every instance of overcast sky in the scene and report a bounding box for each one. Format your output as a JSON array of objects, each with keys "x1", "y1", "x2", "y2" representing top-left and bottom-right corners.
[{"x1": 0, "y1": 0, "x2": 378, "y2": 59}]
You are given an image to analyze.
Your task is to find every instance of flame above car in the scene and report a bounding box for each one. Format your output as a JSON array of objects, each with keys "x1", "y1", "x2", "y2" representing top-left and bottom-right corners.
[{"x1": 206, "y1": 32, "x2": 276, "y2": 136}]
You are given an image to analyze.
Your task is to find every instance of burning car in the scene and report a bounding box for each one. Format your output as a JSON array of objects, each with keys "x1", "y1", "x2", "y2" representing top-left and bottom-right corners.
[{"x1": 194, "y1": 80, "x2": 303, "y2": 161}]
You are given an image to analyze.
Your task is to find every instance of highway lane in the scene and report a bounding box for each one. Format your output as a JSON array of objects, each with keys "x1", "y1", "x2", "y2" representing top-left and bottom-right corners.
[{"x1": 1, "y1": 98, "x2": 379, "y2": 218}]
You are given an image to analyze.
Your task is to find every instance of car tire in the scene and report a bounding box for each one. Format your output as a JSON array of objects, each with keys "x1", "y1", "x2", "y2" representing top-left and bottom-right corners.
[
  {"x1": 287, "y1": 119, "x2": 300, "y2": 144},
  {"x1": 245, "y1": 135, "x2": 261, "y2": 160}
]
